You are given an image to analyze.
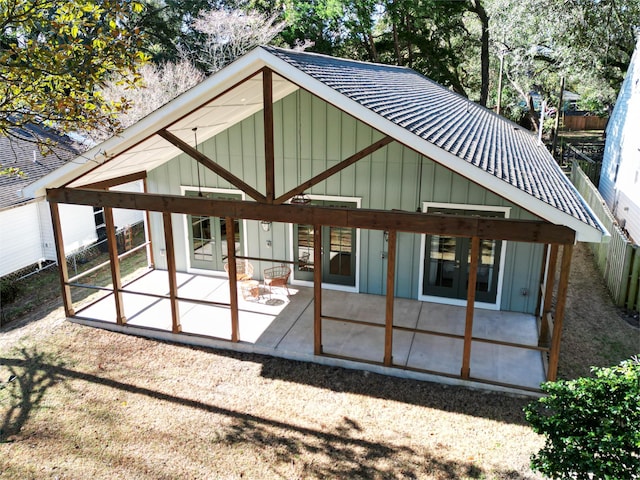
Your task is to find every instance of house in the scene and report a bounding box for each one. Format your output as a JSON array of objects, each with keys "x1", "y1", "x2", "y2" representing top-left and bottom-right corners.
[
  {"x1": 0, "y1": 124, "x2": 144, "y2": 279},
  {"x1": 599, "y1": 36, "x2": 640, "y2": 243},
  {"x1": 25, "y1": 46, "x2": 607, "y2": 392}
]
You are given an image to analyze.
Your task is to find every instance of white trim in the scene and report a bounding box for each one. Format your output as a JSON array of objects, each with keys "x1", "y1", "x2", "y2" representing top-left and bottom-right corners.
[
  {"x1": 417, "y1": 202, "x2": 510, "y2": 310},
  {"x1": 180, "y1": 186, "x2": 247, "y2": 274},
  {"x1": 288, "y1": 194, "x2": 361, "y2": 293}
]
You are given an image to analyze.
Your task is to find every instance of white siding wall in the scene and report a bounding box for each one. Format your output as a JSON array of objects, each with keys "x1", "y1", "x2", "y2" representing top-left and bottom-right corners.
[
  {"x1": 0, "y1": 202, "x2": 43, "y2": 276},
  {"x1": 601, "y1": 38, "x2": 640, "y2": 243},
  {"x1": 112, "y1": 181, "x2": 145, "y2": 230}
]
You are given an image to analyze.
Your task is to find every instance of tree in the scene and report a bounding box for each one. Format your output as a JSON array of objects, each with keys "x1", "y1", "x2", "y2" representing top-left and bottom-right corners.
[
  {"x1": 184, "y1": 7, "x2": 287, "y2": 74},
  {"x1": 524, "y1": 358, "x2": 640, "y2": 479},
  {"x1": 0, "y1": 0, "x2": 149, "y2": 146},
  {"x1": 85, "y1": 59, "x2": 204, "y2": 143},
  {"x1": 487, "y1": 0, "x2": 639, "y2": 124}
]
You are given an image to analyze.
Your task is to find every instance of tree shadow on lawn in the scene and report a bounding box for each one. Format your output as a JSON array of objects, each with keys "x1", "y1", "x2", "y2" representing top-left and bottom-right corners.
[
  {"x1": 189, "y1": 346, "x2": 533, "y2": 426},
  {"x1": 0, "y1": 346, "x2": 66, "y2": 440},
  {"x1": 0, "y1": 347, "x2": 530, "y2": 480}
]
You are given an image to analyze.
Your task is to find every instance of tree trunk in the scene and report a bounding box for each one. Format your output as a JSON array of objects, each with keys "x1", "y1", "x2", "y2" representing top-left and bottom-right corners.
[{"x1": 470, "y1": 0, "x2": 489, "y2": 107}]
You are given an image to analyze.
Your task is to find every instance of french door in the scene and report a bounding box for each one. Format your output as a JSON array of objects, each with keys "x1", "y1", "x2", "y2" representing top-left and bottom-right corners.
[
  {"x1": 293, "y1": 200, "x2": 357, "y2": 286},
  {"x1": 423, "y1": 208, "x2": 504, "y2": 303},
  {"x1": 187, "y1": 191, "x2": 243, "y2": 271}
]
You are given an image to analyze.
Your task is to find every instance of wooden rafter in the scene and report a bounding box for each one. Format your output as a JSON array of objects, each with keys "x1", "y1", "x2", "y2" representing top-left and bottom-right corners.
[
  {"x1": 274, "y1": 136, "x2": 394, "y2": 205},
  {"x1": 263, "y1": 68, "x2": 275, "y2": 203},
  {"x1": 80, "y1": 171, "x2": 147, "y2": 190},
  {"x1": 157, "y1": 130, "x2": 266, "y2": 203},
  {"x1": 48, "y1": 188, "x2": 576, "y2": 244}
]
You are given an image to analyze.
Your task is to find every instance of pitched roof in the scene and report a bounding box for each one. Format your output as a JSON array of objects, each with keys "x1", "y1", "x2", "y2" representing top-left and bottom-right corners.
[
  {"x1": 0, "y1": 124, "x2": 81, "y2": 209},
  {"x1": 23, "y1": 46, "x2": 606, "y2": 241},
  {"x1": 263, "y1": 47, "x2": 599, "y2": 232}
]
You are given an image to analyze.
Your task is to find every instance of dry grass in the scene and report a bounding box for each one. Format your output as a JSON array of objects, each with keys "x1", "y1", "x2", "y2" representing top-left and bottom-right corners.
[{"x1": 0, "y1": 243, "x2": 637, "y2": 480}]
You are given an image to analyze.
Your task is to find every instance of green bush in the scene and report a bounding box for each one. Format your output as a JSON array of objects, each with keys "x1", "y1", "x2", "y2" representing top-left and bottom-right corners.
[
  {"x1": 0, "y1": 278, "x2": 21, "y2": 304},
  {"x1": 525, "y1": 358, "x2": 640, "y2": 479}
]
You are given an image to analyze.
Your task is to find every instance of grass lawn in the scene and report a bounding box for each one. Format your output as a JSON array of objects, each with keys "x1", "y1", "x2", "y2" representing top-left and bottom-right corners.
[{"x1": 1, "y1": 243, "x2": 638, "y2": 479}]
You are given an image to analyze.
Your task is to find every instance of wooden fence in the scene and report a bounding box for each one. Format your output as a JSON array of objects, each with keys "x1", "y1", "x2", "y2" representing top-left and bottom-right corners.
[
  {"x1": 563, "y1": 115, "x2": 608, "y2": 131},
  {"x1": 571, "y1": 161, "x2": 640, "y2": 311}
]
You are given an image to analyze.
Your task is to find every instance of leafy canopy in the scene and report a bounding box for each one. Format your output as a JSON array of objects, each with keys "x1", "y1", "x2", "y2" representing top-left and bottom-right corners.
[
  {"x1": 525, "y1": 358, "x2": 640, "y2": 479},
  {"x1": 0, "y1": 0, "x2": 149, "y2": 141}
]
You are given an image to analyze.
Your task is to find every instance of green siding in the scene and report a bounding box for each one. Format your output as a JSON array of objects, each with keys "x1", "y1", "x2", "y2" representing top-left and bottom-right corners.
[{"x1": 148, "y1": 89, "x2": 547, "y2": 313}]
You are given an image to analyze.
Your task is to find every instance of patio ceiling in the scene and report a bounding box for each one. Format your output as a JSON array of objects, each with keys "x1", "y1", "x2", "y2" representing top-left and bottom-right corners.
[{"x1": 67, "y1": 71, "x2": 298, "y2": 188}]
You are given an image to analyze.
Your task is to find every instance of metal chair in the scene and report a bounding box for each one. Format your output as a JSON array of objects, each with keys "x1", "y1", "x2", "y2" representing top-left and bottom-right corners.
[
  {"x1": 224, "y1": 259, "x2": 254, "y2": 281},
  {"x1": 263, "y1": 265, "x2": 291, "y2": 297}
]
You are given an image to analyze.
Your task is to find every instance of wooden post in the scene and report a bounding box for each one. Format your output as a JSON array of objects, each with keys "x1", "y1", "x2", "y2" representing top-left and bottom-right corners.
[
  {"x1": 163, "y1": 212, "x2": 181, "y2": 333},
  {"x1": 263, "y1": 68, "x2": 275, "y2": 204},
  {"x1": 313, "y1": 224, "x2": 323, "y2": 355},
  {"x1": 534, "y1": 244, "x2": 549, "y2": 318},
  {"x1": 226, "y1": 217, "x2": 240, "y2": 342},
  {"x1": 626, "y1": 247, "x2": 640, "y2": 311},
  {"x1": 49, "y1": 201, "x2": 74, "y2": 317},
  {"x1": 384, "y1": 230, "x2": 397, "y2": 366},
  {"x1": 539, "y1": 244, "x2": 559, "y2": 347},
  {"x1": 142, "y1": 178, "x2": 155, "y2": 268},
  {"x1": 461, "y1": 236, "x2": 480, "y2": 379},
  {"x1": 104, "y1": 207, "x2": 126, "y2": 325},
  {"x1": 547, "y1": 243, "x2": 573, "y2": 381}
]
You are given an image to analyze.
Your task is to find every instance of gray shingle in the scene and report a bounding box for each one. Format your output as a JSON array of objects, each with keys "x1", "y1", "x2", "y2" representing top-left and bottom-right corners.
[
  {"x1": 264, "y1": 46, "x2": 600, "y2": 231},
  {"x1": 0, "y1": 125, "x2": 80, "y2": 209}
]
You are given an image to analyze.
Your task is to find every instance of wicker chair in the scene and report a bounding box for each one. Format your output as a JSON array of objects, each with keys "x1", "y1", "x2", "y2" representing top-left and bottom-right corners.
[
  {"x1": 224, "y1": 259, "x2": 254, "y2": 282},
  {"x1": 263, "y1": 265, "x2": 291, "y2": 296}
]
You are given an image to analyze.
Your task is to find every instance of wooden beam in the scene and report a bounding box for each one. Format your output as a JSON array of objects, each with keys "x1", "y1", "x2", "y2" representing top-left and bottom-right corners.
[
  {"x1": 461, "y1": 236, "x2": 480, "y2": 379},
  {"x1": 226, "y1": 217, "x2": 240, "y2": 342},
  {"x1": 547, "y1": 243, "x2": 573, "y2": 381},
  {"x1": 142, "y1": 178, "x2": 155, "y2": 268},
  {"x1": 49, "y1": 202, "x2": 74, "y2": 317},
  {"x1": 47, "y1": 188, "x2": 577, "y2": 245},
  {"x1": 157, "y1": 130, "x2": 266, "y2": 203},
  {"x1": 384, "y1": 230, "x2": 397, "y2": 366},
  {"x1": 80, "y1": 171, "x2": 147, "y2": 190},
  {"x1": 62, "y1": 70, "x2": 264, "y2": 189},
  {"x1": 313, "y1": 224, "x2": 322, "y2": 355},
  {"x1": 104, "y1": 207, "x2": 126, "y2": 325},
  {"x1": 162, "y1": 212, "x2": 181, "y2": 333},
  {"x1": 535, "y1": 244, "x2": 549, "y2": 318},
  {"x1": 263, "y1": 68, "x2": 275, "y2": 203},
  {"x1": 274, "y1": 136, "x2": 394, "y2": 205},
  {"x1": 539, "y1": 244, "x2": 559, "y2": 347}
]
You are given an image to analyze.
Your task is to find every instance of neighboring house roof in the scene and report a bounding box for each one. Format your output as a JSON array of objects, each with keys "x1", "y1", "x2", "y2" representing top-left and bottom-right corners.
[
  {"x1": 24, "y1": 46, "x2": 607, "y2": 242},
  {"x1": 0, "y1": 124, "x2": 81, "y2": 209}
]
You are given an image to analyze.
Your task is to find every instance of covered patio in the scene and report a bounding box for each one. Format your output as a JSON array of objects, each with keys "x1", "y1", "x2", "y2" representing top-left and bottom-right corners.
[
  {"x1": 29, "y1": 47, "x2": 608, "y2": 396},
  {"x1": 71, "y1": 269, "x2": 546, "y2": 393}
]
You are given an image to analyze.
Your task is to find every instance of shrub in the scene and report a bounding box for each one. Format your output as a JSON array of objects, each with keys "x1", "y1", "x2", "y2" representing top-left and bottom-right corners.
[
  {"x1": 525, "y1": 357, "x2": 640, "y2": 479},
  {"x1": 0, "y1": 278, "x2": 21, "y2": 304}
]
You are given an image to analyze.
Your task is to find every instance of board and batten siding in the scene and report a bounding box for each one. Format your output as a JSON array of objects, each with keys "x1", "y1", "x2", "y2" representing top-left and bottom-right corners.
[{"x1": 148, "y1": 89, "x2": 543, "y2": 313}]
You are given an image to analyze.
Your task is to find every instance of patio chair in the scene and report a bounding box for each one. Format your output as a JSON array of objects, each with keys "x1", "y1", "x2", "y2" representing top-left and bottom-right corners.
[
  {"x1": 263, "y1": 265, "x2": 291, "y2": 297},
  {"x1": 224, "y1": 259, "x2": 254, "y2": 282}
]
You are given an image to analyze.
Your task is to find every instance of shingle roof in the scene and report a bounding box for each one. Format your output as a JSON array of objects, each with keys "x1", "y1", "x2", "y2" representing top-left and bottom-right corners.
[
  {"x1": 263, "y1": 46, "x2": 600, "y2": 231},
  {"x1": 0, "y1": 124, "x2": 81, "y2": 209}
]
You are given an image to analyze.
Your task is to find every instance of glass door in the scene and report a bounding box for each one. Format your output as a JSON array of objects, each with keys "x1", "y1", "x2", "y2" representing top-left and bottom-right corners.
[
  {"x1": 187, "y1": 191, "x2": 243, "y2": 271},
  {"x1": 293, "y1": 200, "x2": 357, "y2": 286},
  {"x1": 423, "y1": 208, "x2": 503, "y2": 303}
]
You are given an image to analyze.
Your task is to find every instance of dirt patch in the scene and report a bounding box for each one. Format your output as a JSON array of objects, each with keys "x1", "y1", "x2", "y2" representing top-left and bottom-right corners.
[{"x1": 0, "y1": 243, "x2": 637, "y2": 479}]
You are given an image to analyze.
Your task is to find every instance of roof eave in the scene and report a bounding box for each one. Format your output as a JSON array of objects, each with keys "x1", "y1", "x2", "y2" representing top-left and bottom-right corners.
[{"x1": 25, "y1": 47, "x2": 274, "y2": 198}]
